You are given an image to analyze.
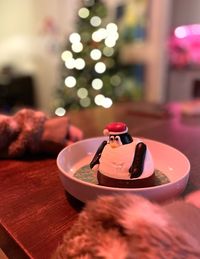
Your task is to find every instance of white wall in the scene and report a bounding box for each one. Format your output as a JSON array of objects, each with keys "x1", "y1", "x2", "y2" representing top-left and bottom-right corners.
[
  {"x1": 120, "y1": 0, "x2": 172, "y2": 103},
  {"x1": 0, "y1": 0, "x2": 35, "y2": 72},
  {"x1": 171, "y1": 0, "x2": 200, "y2": 28},
  {"x1": 0, "y1": 0, "x2": 79, "y2": 113}
]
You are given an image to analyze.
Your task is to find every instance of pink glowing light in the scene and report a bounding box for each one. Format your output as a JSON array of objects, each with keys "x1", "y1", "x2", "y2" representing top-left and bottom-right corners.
[
  {"x1": 174, "y1": 24, "x2": 200, "y2": 39},
  {"x1": 174, "y1": 26, "x2": 188, "y2": 39},
  {"x1": 169, "y1": 24, "x2": 200, "y2": 67}
]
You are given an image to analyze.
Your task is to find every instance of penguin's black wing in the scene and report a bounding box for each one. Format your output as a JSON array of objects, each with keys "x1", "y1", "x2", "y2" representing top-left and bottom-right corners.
[
  {"x1": 129, "y1": 142, "x2": 147, "y2": 178},
  {"x1": 90, "y1": 140, "x2": 107, "y2": 169}
]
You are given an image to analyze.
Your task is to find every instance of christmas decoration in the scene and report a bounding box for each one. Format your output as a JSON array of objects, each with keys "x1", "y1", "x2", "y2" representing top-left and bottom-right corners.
[{"x1": 54, "y1": 0, "x2": 144, "y2": 114}]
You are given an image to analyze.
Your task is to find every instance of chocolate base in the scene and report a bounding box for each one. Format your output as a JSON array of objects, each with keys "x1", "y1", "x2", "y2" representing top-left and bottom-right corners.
[{"x1": 97, "y1": 171, "x2": 156, "y2": 188}]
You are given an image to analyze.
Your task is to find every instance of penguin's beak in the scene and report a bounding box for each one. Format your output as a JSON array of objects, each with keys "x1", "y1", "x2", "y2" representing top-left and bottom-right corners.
[
  {"x1": 109, "y1": 135, "x2": 122, "y2": 148},
  {"x1": 110, "y1": 141, "x2": 120, "y2": 148}
]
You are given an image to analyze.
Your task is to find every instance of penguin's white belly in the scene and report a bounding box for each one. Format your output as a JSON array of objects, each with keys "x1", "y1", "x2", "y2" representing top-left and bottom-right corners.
[{"x1": 99, "y1": 140, "x2": 154, "y2": 179}]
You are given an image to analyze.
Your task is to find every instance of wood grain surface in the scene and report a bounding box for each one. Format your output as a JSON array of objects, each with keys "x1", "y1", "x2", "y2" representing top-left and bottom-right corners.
[{"x1": 1, "y1": 102, "x2": 200, "y2": 258}]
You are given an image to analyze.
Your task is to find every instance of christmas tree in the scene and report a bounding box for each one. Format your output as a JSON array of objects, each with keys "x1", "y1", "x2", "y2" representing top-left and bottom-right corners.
[{"x1": 54, "y1": 0, "x2": 144, "y2": 115}]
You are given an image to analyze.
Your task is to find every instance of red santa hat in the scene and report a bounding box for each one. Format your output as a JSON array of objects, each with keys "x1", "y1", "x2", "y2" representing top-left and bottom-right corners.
[{"x1": 103, "y1": 122, "x2": 128, "y2": 136}]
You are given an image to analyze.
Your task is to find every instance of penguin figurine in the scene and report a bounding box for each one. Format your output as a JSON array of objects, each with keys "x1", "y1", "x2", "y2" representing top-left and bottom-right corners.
[{"x1": 90, "y1": 122, "x2": 153, "y2": 179}]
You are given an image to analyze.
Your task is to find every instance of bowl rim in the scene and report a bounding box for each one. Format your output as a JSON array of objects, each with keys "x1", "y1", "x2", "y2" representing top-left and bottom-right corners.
[{"x1": 57, "y1": 136, "x2": 190, "y2": 192}]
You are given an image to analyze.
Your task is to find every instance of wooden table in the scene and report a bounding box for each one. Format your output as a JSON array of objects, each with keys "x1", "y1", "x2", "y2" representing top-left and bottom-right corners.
[{"x1": 1, "y1": 102, "x2": 200, "y2": 259}]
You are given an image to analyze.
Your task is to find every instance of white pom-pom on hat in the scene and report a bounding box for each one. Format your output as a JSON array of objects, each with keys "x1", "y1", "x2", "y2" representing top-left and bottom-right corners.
[{"x1": 103, "y1": 128, "x2": 110, "y2": 136}]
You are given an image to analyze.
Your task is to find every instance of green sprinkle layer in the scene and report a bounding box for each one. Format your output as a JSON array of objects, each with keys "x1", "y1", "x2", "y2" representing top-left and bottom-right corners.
[{"x1": 74, "y1": 165, "x2": 170, "y2": 187}]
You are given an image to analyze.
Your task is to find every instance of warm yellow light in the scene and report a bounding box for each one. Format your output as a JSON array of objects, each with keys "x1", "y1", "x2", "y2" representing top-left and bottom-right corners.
[
  {"x1": 77, "y1": 88, "x2": 88, "y2": 99},
  {"x1": 92, "y1": 78, "x2": 103, "y2": 90},
  {"x1": 55, "y1": 107, "x2": 66, "y2": 116},
  {"x1": 94, "y1": 62, "x2": 106, "y2": 73},
  {"x1": 94, "y1": 94, "x2": 112, "y2": 108},
  {"x1": 103, "y1": 47, "x2": 114, "y2": 57},
  {"x1": 92, "y1": 28, "x2": 107, "y2": 42},
  {"x1": 61, "y1": 50, "x2": 73, "y2": 61},
  {"x1": 102, "y1": 97, "x2": 113, "y2": 108},
  {"x1": 80, "y1": 97, "x2": 91, "y2": 107},
  {"x1": 71, "y1": 42, "x2": 83, "y2": 53},
  {"x1": 106, "y1": 23, "x2": 118, "y2": 32},
  {"x1": 69, "y1": 32, "x2": 81, "y2": 43},
  {"x1": 75, "y1": 58, "x2": 85, "y2": 70},
  {"x1": 94, "y1": 94, "x2": 105, "y2": 106},
  {"x1": 90, "y1": 16, "x2": 102, "y2": 27},
  {"x1": 105, "y1": 38, "x2": 116, "y2": 48},
  {"x1": 92, "y1": 31, "x2": 102, "y2": 42},
  {"x1": 78, "y1": 7, "x2": 90, "y2": 18},
  {"x1": 64, "y1": 76, "x2": 76, "y2": 88},
  {"x1": 65, "y1": 58, "x2": 75, "y2": 69},
  {"x1": 90, "y1": 49, "x2": 102, "y2": 60}
]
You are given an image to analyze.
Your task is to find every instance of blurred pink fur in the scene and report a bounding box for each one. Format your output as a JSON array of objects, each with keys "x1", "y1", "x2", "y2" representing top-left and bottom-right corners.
[{"x1": 54, "y1": 192, "x2": 200, "y2": 258}]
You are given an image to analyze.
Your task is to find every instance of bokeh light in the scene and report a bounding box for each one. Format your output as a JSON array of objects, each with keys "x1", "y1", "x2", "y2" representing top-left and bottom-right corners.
[
  {"x1": 92, "y1": 78, "x2": 103, "y2": 90},
  {"x1": 94, "y1": 62, "x2": 106, "y2": 73},
  {"x1": 90, "y1": 16, "x2": 102, "y2": 27},
  {"x1": 61, "y1": 50, "x2": 73, "y2": 62},
  {"x1": 77, "y1": 88, "x2": 88, "y2": 98},
  {"x1": 78, "y1": 7, "x2": 90, "y2": 18},
  {"x1": 92, "y1": 28, "x2": 107, "y2": 42},
  {"x1": 64, "y1": 76, "x2": 76, "y2": 88},
  {"x1": 102, "y1": 97, "x2": 113, "y2": 108},
  {"x1": 75, "y1": 58, "x2": 85, "y2": 70},
  {"x1": 80, "y1": 97, "x2": 91, "y2": 107},
  {"x1": 106, "y1": 23, "x2": 118, "y2": 32},
  {"x1": 103, "y1": 47, "x2": 114, "y2": 57},
  {"x1": 90, "y1": 49, "x2": 102, "y2": 60},
  {"x1": 69, "y1": 32, "x2": 81, "y2": 43},
  {"x1": 94, "y1": 94, "x2": 105, "y2": 105},
  {"x1": 110, "y1": 75, "x2": 121, "y2": 86},
  {"x1": 71, "y1": 42, "x2": 83, "y2": 53},
  {"x1": 55, "y1": 107, "x2": 66, "y2": 116},
  {"x1": 94, "y1": 94, "x2": 113, "y2": 108},
  {"x1": 65, "y1": 58, "x2": 75, "y2": 69}
]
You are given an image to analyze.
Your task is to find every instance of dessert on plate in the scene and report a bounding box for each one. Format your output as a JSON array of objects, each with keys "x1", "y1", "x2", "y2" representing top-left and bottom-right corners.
[{"x1": 90, "y1": 122, "x2": 155, "y2": 188}]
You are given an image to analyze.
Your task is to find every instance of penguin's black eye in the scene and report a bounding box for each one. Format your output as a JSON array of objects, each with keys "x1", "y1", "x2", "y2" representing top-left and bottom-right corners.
[
  {"x1": 110, "y1": 136, "x2": 114, "y2": 141},
  {"x1": 115, "y1": 136, "x2": 120, "y2": 141}
]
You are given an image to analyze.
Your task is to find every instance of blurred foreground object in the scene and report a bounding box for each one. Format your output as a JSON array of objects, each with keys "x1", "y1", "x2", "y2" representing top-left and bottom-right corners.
[
  {"x1": 0, "y1": 109, "x2": 83, "y2": 158},
  {"x1": 54, "y1": 192, "x2": 200, "y2": 258}
]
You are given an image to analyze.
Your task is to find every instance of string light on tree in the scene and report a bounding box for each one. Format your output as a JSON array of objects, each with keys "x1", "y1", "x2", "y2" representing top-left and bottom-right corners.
[
  {"x1": 78, "y1": 7, "x2": 90, "y2": 18},
  {"x1": 90, "y1": 16, "x2": 102, "y2": 27},
  {"x1": 103, "y1": 47, "x2": 114, "y2": 57},
  {"x1": 80, "y1": 97, "x2": 91, "y2": 107},
  {"x1": 65, "y1": 76, "x2": 76, "y2": 88},
  {"x1": 61, "y1": 50, "x2": 73, "y2": 62},
  {"x1": 69, "y1": 32, "x2": 81, "y2": 44},
  {"x1": 94, "y1": 94, "x2": 105, "y2": 106},
  {"x1": 71, "y1": 42, "x2": 83, "y2": 53},
  {"x1": 102, "y1": 97, "x2": 113, "y2": 108},
  {"x1": 90, "y1": 49, "x2": 102, "y2": 60},
  {"x1": 92, "y1": 78, "x2": 103, "y2": 90},
  {"x1": 75, "y1": 58, "x2": 85, "y2": 70},
  {"x1": 94, "y1": 94, "x2": 113, "y2": 108},
  {"x1": 55, "y1": 107, "x2": 66, "y2": 116},
  {"x1": 55, "y1": 0, "x2": 143, "y2": 113},
  {"x1": 65, "y1": 58, "x2": 75, "y2": 69},
  {"x1": 77, "y1": 88, "x2": 88, "y2": 99},
  {"x1": 94, "y1": 62, "x2": 106, "y2": 73}
]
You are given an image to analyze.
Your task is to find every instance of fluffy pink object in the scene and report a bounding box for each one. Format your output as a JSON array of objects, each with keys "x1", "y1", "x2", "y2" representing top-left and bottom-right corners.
[
  {"x1": 0, "y1": 109, "x2": 83, "y2": 158},
  {"x1": 54, "y1": 192, "x2": 200, "y2": 258}
]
